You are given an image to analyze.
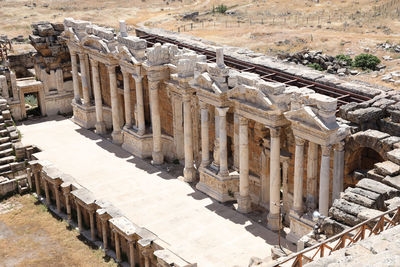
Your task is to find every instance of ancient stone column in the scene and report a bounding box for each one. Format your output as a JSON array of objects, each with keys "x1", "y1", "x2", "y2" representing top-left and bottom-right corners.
[
  {"x1": 78, "y1": 53, "x2": 90, "y2": 106},
  {"x1": 64, "y1": 192, "x2": 72, "y2": 221},
  {"x1": 268, "y1": 127, "x2": 281, "y2": 230},
  {"x1": 143, "y1": 249, "x2": 151, "y2": 267},
  {"x1": 70, "y1": 51, "x2": 81, "y2": 104},
  {"x1": 0, "y1": 75, "x2": 9, "y2": 99},
  {"x1": 101, "y1": 220, "x2": 108, "y2": 250},
  {"x1": 333, "y1": 142, "x2": 345, "y2": 201},
  {"x1": 260, "y1": 147, "x2": 269, "y2": 206},
  {"x1": 34, "y1": 170, "x2": 41, "y2": 196},
  {"x1": 89, "y1": 210, "x2": 96, "y2": 241},
  {"x1": 133, "y1": 73, "x2": 145, "y2": 135},
  {"x1": 172, "y1": 94, "x2": 184, "y2": 160},
  {"x1": 217, "y1": 107, "x2": 229, "y2": 177},
  {"x1": 233, "y1": 114, "x2": 239, "y2": 169},
  {"x1": 282, "y1": 160, "x2": 290, "y2": 221},
  {"x1": 90, "y1": 59, "x2": 106, "y2": 134},
  {"x1": 293, "y1": 137, "x2": 305, "y2": 214},
  {"x1": 306, "y1": 142, "x2": 319, "y2": 211},
  {"x1": 26, "y1": 168, "x2": 32, "y2": 191},
  {"x1": 76, "y1": 203, "x2": 83, "y2": 232},
  {"x1": 54, "y1": 184, "x2": 61, "y2": 213},
  {"x1": 148, "y1": 79, "x2": 163, "y2": 164},
  {"x1": 238, "y1": 116, "x2": 251, "y2": 213},
  {"x1": 319, "y1": 145, "x2": 332, "y2": 216},
  {"x1": 122, "y1": 70, "x2": 132, "y2": 128},
  {"x1": 200, "y1": 101, "x2": 209, "y2": 167},
  {"x1": 128, "y1": 240, "x2": 136, "y2": 267},
  {"x1": 183, "y1": 93, "x2": 195, "y2": 182},
  {"x1": 212, "y1": 110, "x2": 220, "y2": 168},
  {"x1": 44, "y1": 180, "x2": 50, "y2": 205},
  {"x1": 107, "y1": 65, "x2": 123, "y2": 144},
  {"x1": 114, "y1": 230, "x2": 121, "y2": 263}
]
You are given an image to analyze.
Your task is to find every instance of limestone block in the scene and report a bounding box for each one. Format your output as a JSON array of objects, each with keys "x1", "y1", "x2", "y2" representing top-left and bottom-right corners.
[
  {"x1": 37, "y1": 23, "x2": 55, "y2": 37},
  {"x1": 383, "y1": 175, "x2": 400, "y2": 190},
  {"x1": 146, "y1": 43, "x2": 170, "y2": 66},
  {"x1": 118, "y1": 36, "x2": 147, "y2": 50},
  {"x1": 356, "y1": 178, "x2": 399, "y2": 200},
  {"x1": 387, "y1": 148, "x2": 400, "y2": 165},
  {"x1": 346, "y1": 107, "x2": 384, "y2": 123},
  {"x1": 375, "y1": 161, "x2": 400, "y2": 177},
  {"x1": 384, "y1": 196, "x2": 400, "y2": 210},
  {"x1": 348, "y1": 187, "x2": 385, "y2": 210},
  {"x1": 342, "y1": 188, "x2": 377, "y2": 209},
  {"x1": 329, "y1": 206, "x2": 362, "y2": 226}
]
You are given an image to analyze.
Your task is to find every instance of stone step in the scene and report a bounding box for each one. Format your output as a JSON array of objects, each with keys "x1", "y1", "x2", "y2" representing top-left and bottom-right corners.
[
  {"x1": 0, "y1": 136, "x2": 10, "y2": 144},
  {"x1": 383, "y1": 175, "x2": 400, "y2": 191},
  {"x1": 0, "y1": 142, "x2": 12, "y2": 151},
  {"x1": 0, "y1": 148, "x2": 13, "y2": 157},
  {"x1": 374, "y1": 161, "x2": 400, "y2": 176},
  {"x1": 346, "y1": 187, "x2": 385, "y2": 210},
  {"x1": 329, "y1": 206, "x2": 362, "y2": 226},
  {"x1": 0, "y1": 129, "x2": 8, "y2": 137},
  {"x1": 331, "y1": 198, "x2": 382, "y2": 227},
  {"x1": 1, "y1": 110, "x2": 11, "y2": 120},
  {"x1": 342, "y1": 188, "x2": 378, "y2": 210},
  {"x1": 356, "y1": 178, "x2": 399, "y2": 200},
  {"x1": 0, "y1": 163, "x2": 11, "y2": 173},
  {"x1": 10, "y1": 131, "x2": 19, "y2": 140},
  {"x1": 0, "y1": 155, "x2": 15, "y2": 165}
]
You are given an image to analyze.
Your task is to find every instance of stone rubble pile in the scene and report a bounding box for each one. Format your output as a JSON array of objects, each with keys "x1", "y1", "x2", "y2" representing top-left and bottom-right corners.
[
  {"x1": 377, "y1": 42, "x2": 400, "y2": 53},
  {"x1": 322, "y1": 129, "x2": 400, "y2": 236},
  {"x1": 29, "y1": 21, "x2": 71, "y2": 78},
  {"x1": 277, "y1": 50, "x2": 357, "y2": 76},
  {"x1": 381, "y1": 70, "x2": 400, "y2": 86},
  {"x1": 0, "y1": 97, "x2": 34, "y2": 197}
]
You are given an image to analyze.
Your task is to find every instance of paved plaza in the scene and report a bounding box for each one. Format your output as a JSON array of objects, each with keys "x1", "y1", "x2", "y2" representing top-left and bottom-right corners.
[{"x1": 18, "y1": 116, "x2": 291, "y2": 267}]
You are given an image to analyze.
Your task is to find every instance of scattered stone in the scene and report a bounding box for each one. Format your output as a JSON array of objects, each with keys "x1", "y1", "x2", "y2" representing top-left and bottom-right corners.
[{"x1": 374, "y1": 161, "x2": 400, "y2": 176}]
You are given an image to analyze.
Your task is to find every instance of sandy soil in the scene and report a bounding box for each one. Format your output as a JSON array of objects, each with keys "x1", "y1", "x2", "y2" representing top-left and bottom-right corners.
[
  {"x1": 0, "y1": 194, "x2": 117, "y2": 267},
  {"x1": 1, "y1": 0, "x2": 400, "y2": 87}
]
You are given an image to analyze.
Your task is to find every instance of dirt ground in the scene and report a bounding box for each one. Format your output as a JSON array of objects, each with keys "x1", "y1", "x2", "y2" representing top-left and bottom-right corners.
[
  {"x1": 2, "y1": 0, "x2": 400, "y2": 87},
  {"x1": 0, "y1": 194, "x2": 117, "y2": 267}
]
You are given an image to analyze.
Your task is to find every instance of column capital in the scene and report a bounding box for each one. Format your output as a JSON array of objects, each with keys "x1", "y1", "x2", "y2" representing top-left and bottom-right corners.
[
  {"x1": 199, "y1": 101, "x2": 208, "y2": 109},
  {"x1": 70, "y1": 50, "x2": 77, "y2": 56},
  {"x1": 142, "y1": 247, "x2": 152, "y2": 257},
  {"x1": 294, "y1": 136, "x2": 306, "y2": 146},
  {"x1": 132, "y1": 73, "x2": 143, "y2": 82},
  {"x1": 77, "y1": 52, "x2": 85, "y2": 59},
  {"x1": 239, "y1": 116, "x2": 248, "y2": 125},
  {"x1": 335, "y1": 141, "x2": 345, "y2": 151},
  {"x1": 270, "y1": 127, "x2": 280, "y2": 138},
  {"x1": 182, "y1": 92, "x2": 192, "y2": 102},
  {"x1": 216, "y1": 106, "x2": 229, "y2": 117},
  {"x1": 121, "y1": 68, "x2": 131, "y2": 76},
  {"x1": 321, "y1": 144, "x2": 332, "y2": 156},
  {"x1": 89, "y1": 58, "x2": 98, "y2": 66},
  {"x1": 148, "y1": 79, "x2": 160, "y2": 90},
  {"x1": 106, "y1": 64, "x2": 116, "y2": 73}
]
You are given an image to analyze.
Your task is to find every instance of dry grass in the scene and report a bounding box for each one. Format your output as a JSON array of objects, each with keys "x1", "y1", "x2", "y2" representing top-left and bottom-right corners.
[
  {"x1": 0, "y1": 194, "x2": 117, "y2": 267},
  {"x1": 1, "y1": 0, "x2": 400, "y2": 87}
]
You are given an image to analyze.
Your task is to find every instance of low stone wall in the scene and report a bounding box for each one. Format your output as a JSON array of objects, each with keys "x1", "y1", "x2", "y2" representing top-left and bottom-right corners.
[{"x1": 29, "y1": 159, "x2": 196, "y2": 267}]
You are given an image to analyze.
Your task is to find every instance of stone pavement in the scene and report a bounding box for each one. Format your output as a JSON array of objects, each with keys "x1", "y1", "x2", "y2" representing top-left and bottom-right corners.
[{"x1": 18, "y1": 116, "x2": 290, "y2": 267}]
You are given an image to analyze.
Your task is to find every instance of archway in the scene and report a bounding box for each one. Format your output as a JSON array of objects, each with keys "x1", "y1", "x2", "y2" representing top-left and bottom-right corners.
[{"x1": 345, "y1": 146, "x2": 384, "y2": 186}]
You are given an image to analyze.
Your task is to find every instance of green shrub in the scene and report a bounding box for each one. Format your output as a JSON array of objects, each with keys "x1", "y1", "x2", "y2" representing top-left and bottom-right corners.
[
  {"x1": 335, "y1": 54, "x2": 353, "y2": 66},
  {"x1": 213, "y1": 4, "x2": 228, "y2": 14},
  {"x1": 307, "y1": 63, "x2": 324, "y2": 71},
  {"x1": 353, "y1": 53, "x2": 381, "y2": 70}
]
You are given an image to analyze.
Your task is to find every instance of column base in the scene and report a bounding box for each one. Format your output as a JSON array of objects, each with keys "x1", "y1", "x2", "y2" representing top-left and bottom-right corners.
[
  {"x1": 95, "y1": 122, "x2": 106, "y2": 135},
  {"x1": 73, "y1": 98, "x2": 82, "y2": 105},
  {"x1": 237, "y1": 195, "x2": 252, "y2": 213},
  {"x1": 183, "y1": 167, "x2": 196, "y2": 183},
  {"x1": 152, "y1": 151, "x2": 164, "y2": 165},
  {"x1": 267, "y1": 212, "x2": 282, "y2": 231},
  {"x1": 112, "y1": 130, "x2": 123, "y2": 145},
  {"x1": 218, "y1": 169, "x2": 229, "y2": 178}
]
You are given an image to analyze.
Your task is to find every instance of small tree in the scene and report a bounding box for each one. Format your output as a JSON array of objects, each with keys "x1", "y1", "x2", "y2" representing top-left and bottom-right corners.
[
  {"x1": 215, "y1": 4, "x2": 228, "y2": 14},
  {"x1": 353, "y1": 54, "x2": 381, "y2": 70},
  {"x1": 307, "y1": 63, "x2": 324, "y2": 71},
  {"x1": 335, "y1": 54, "x2": 353, "y2": 66}
]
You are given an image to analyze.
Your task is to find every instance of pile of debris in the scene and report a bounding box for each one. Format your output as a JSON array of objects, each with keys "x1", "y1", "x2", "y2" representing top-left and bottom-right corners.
[
  {"x1": 377, "y1": 42, "x2": 400, "y2": 53},
  {"x1": 29, "y1": 21, "x2": 71, "y2": 76},
  {"x1": 381, "y1": 71, "x2": 400, "y2": 85},
  {"x1": 278, "y1": 50, "x2": 357, "y2": 76}
]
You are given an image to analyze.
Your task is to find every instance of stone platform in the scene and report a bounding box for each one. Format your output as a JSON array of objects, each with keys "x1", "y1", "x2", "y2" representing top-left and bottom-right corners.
[{"x1": 17, "y1": 115, "x2": 294, "y2": 267}]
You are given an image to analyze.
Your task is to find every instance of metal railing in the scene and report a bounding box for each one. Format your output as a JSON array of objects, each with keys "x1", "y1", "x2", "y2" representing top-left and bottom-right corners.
[{"x1": 273, "y1": 206, "x2": 400, "y2": 267}]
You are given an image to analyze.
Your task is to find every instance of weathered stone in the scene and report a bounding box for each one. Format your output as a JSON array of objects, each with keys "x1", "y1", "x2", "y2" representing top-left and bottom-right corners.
[
  {"x1": 387, "y1": 148, "x2": 400, "y2": 165},
  {"x1": 383, "y1": 175, "x2": 400, "y2": 190},
  {"x1": 356, "y1": 178, "x2": 399, "y2": 200},
  {"x1": 346, "y1": 107, "x2": 384, "y2": 124},
  {"x1": 384, "y1": 196, "x2": 400, "y2": 210},
  {"x1": 329, "y1": 206, "x2": 362, "y2": 226},
  {"x1": 342, "y1": 188, "x2": 377, "y2": 209},
  {"x1": 367, "y1": 168, "x2": 385, "y2": 182},
  {"x1": 374, "y1": 161, "x2": 400, "y2": 176}
]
